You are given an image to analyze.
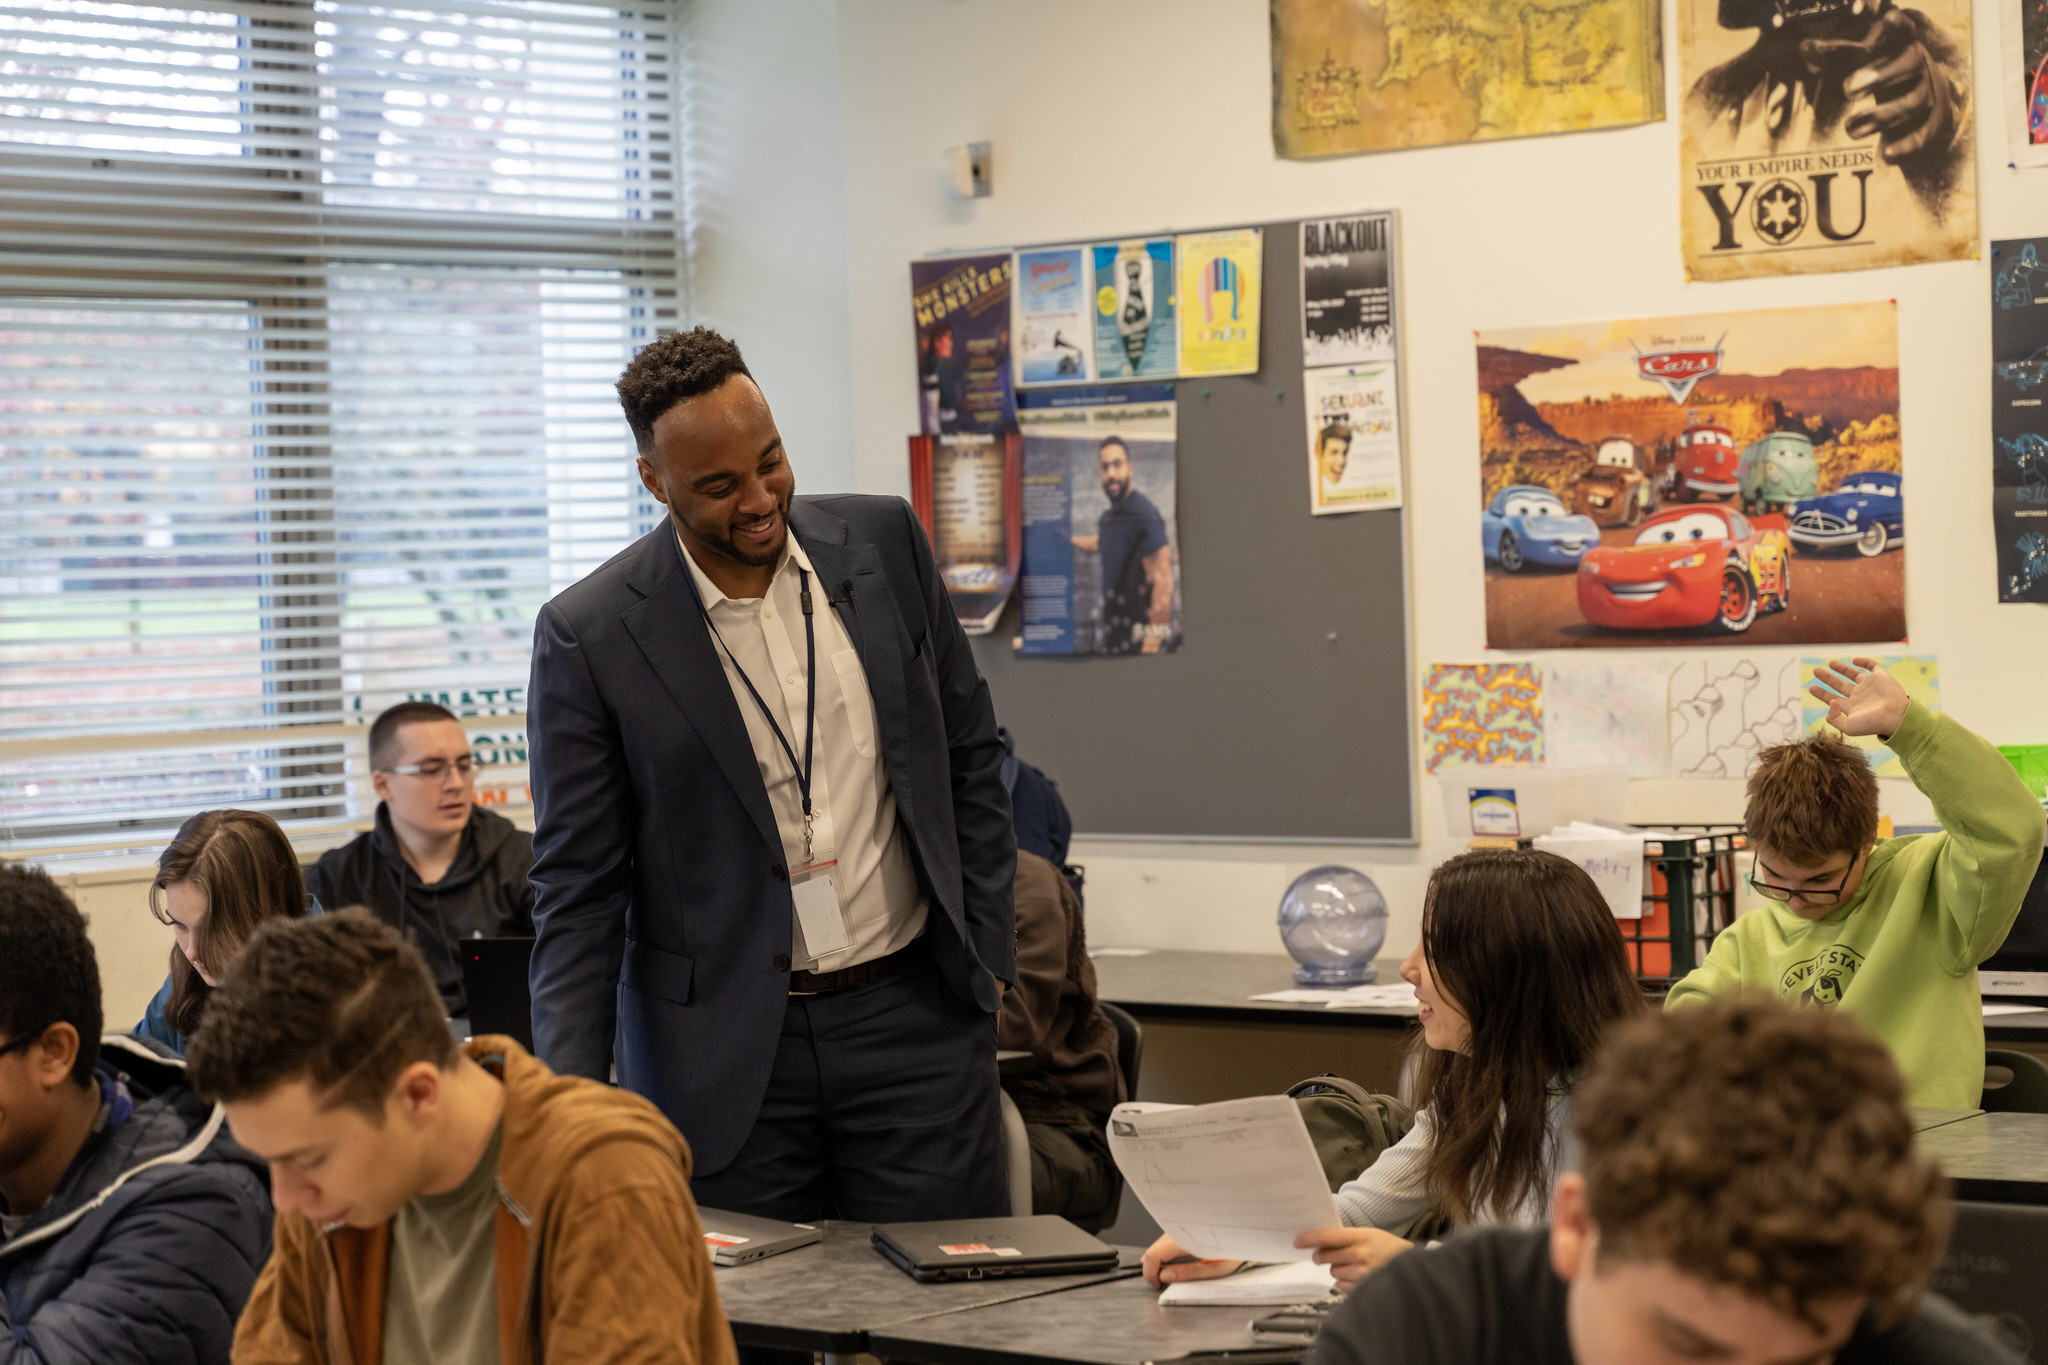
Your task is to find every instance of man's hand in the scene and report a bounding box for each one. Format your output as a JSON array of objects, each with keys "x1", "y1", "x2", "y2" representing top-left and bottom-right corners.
[
  {"x1": 1071, "y1": 535, "x2": 1099, "y2": 554},
  {"x1": 1141, "y1": 1234, "x2": 1241, "y2": 1289},
  {"x1": 1800, "y1": 7, "x2": 1957, "y2": 164},
  {"x1": 1808, "y1": 656, "x2": 1910, "y2": 739},
  {"x1": 1293, "y1": 1226, "x2": 1414, "y2": 1291}
]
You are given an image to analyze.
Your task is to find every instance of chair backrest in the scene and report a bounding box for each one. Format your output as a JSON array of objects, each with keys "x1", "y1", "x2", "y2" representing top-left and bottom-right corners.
[
  {"x1": 1100, "y1": 1001, "x2": 1143, "y2": 1102},
  {"x1": 1933, "y1": 1199, "x2": 2048, "y2": 1360},
  {"x1": 1984, "y1": 1049, "x2": 2048, "y2": 1115}
]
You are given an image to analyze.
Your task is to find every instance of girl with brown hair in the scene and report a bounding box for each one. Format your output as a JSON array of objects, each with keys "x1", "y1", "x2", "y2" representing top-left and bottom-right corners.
[
  {"x1": 133, "y1": 808, "x2": 317, "y2": 1053},
  {"x1": 1143, "y1": 848, "x2": 1647, "y2": 1292}
]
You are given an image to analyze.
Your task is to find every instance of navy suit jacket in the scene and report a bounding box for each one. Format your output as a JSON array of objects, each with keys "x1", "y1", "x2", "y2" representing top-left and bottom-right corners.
[{"x1": 525, "y1": 494, "x2": 1017, "y2": 1176}]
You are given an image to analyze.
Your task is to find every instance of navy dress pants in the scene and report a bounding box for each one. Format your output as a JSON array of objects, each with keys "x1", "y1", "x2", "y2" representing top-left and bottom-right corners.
[{"x1": 689, "y1": 937, "x2": 1008, "y2": 1223}]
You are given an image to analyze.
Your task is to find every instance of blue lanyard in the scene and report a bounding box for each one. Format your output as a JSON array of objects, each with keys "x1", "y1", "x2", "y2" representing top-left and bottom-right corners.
[{"x1": 701, "y1": 567, "x2": 818, "y2": 861}]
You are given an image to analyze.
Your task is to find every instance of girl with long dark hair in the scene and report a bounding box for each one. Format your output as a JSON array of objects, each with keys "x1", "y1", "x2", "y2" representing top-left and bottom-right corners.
[{"x1": 1143, "y1": 848, "x2": 1647, "y2": 1291}]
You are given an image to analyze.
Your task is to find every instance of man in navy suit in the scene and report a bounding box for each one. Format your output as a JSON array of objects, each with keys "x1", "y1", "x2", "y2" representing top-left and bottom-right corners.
[{"x1": 526, "y1": 327, "x2": 1015, "y2": 1220}]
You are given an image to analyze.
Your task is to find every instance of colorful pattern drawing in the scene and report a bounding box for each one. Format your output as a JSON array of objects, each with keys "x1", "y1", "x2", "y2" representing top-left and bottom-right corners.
[
  {"x1": 1801, "y1": 655, "x2": 1940, "y2": 778},
  {"x1": 1421, "y1": 664, "x2": 1543, "y2": 774},
  {"x1": 1175, "y1": 228, "x2": 1262, "y2": 377},
  {"x1": 1203, "y1": 257, "x2": 1241, "y2": 322},
  {"x1": 1668, "y1": 656, "x2": 1802, "y2": 779}
]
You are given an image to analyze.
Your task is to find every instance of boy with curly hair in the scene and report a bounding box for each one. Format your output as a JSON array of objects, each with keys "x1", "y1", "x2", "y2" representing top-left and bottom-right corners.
[
  {"x1": 1666, "y1": 656, "x2": 2045, "y2": 1108},
  {"x1": 1310, "y1": 998, "x2": 2015, "y2": 1364}
]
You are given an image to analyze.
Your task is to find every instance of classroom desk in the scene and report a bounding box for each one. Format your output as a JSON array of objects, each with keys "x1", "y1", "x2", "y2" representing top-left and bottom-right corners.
[
  {"x1": 1915, "y1": 1112, "x2": 2048, "y2": 1205},
  {"x1": 1912, "y1": 1107, "x2": 1987, "y2": 1132},
  {"x1": 711, "y1": 1220, "x2": 1135, "y2": 1362},
  {"x1": 868, "y1": 1271, "x2": 1292, "y2": 1365}
]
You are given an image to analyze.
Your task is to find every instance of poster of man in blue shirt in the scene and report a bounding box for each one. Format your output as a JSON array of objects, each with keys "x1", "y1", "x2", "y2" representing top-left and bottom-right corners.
[{"x1": 1071, "y1": 436, "x2": 1175, "y2": 654}]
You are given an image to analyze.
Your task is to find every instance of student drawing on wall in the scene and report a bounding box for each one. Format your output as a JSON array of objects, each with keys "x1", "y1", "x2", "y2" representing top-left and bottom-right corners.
[
  {"x1": 1691, "y1": 0, "x2": 1968, "y2": 206},
  {"x1": 1070, "y1": 435, "x2": 1174, "y2": 655}
]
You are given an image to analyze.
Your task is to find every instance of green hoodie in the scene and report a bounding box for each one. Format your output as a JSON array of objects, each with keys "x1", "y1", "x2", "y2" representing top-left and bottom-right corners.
[{"x1": 1666, "y1": 701, "x2": 2047, "y2": 1109}]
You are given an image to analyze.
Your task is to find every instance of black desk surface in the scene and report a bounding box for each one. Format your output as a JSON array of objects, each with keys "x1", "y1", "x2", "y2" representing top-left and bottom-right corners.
[
  {"x1": 1916, "y1": 1112, "x2": 2048, "y2": 1204},
  {"x1": 1091, "y1": 949, "x2": 2048, "y2": 1041},
  {"x1": 711, "y1": 1220, "x2": 1134, "y2": 1354},
  {"x1": 868, "y1": 1270, "x2": 1281, "y2": 1365},
  {"x1": 1092, "y1": 950, "x2": 1412, "y2": 1026}
]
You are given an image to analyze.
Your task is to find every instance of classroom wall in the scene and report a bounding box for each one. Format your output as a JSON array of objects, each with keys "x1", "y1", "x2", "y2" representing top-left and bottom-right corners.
[{"x1": 811, "y1": 0, "x2": 2048, "y2": 959}]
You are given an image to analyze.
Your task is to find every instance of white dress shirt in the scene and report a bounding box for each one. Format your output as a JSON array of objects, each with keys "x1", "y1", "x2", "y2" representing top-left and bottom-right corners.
[{"x1": 680, "y1": 532, "x2": 928, "y2": 972}]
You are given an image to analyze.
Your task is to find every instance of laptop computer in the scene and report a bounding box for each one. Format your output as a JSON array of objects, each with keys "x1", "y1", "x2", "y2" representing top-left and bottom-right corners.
[
  {"x1": 698, "y1": 1208, "x2": 823, "y2": 1267},
  {"x1": 1930, "y1": 1199, "x2": 2046, "y2": 1360},
  {"x1": 871, "y1": 1215, "x2": 1119, "y2": 1283},
  {"x1": 459, "y1": 937, "x2": 535, "y2": 1052}
]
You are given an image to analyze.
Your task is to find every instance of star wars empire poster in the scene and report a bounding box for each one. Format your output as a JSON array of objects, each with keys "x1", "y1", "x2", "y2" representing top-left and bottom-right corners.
[{"x1": 1679, "y1": 0, "x2": 1976, "y2": 281}]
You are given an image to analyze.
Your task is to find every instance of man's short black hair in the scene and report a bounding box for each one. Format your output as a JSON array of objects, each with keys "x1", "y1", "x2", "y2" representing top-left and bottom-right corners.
[
  {"x1": 0, "y1": 862, "x2": 102, "y2": 1086},
  {"x1": 369, "y1": 700, "x2": 461, "y2": 772},
  {"x1": 616, "y1": 326, "x2": 753, "y2": 455},
  {"x1": 1097, "y1": 436, "x2": 1130, "y2": 460}
]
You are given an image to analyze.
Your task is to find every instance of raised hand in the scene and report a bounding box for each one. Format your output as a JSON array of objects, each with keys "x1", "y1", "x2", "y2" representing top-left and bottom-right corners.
[{"x1": 1807, "y1": 656, "x2": 1910, "y2": 739}]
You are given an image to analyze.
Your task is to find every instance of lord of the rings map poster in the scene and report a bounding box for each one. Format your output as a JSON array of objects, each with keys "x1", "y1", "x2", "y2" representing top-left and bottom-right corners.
[{"x1": 1270, "y1": 0, "x2": 1663, "y2": 159}]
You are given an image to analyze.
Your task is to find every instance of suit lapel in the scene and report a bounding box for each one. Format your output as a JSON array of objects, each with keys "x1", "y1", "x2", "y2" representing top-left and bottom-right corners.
[{"x1": 620, "y1": 530, "x2": 784, "y2": 861}]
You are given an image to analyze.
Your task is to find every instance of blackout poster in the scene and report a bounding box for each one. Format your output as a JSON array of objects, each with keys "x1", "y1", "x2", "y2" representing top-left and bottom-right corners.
[
  {"x1": 1300, "y1": 212, "x2": 1395, "y2": 367},
  {"x1": 1992, "y1": 237, "x2": 2048, "y2": 604}
]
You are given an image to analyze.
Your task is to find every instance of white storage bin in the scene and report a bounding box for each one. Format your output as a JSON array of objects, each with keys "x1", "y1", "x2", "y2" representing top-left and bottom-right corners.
[{"x1": 1435, "y1": 764, "x2": 1629, "y2": 840}]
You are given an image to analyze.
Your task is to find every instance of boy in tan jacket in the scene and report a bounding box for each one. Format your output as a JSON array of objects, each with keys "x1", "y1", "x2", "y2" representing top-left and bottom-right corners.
[{"x1": 188, "y1": 911, "x2": 736, "y2": 1365}]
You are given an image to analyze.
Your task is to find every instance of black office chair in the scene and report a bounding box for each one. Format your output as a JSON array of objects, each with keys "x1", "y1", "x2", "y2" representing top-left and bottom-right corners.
[
  {"x1": 1101, "y1": 1001, "x2": 1144, "y2": 1102},
  {"x1": 1984, "y1": 1050, "x2": 2048, "y2": 1115}
]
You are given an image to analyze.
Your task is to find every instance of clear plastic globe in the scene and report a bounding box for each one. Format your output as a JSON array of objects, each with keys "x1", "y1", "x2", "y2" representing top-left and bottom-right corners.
[{"x1": 1277, "y1": 865, "x2": 1388, "y2": 986}]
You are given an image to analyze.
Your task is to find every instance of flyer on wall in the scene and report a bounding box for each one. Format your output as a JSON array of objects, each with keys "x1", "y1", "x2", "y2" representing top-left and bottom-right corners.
[
  {"x1": 1306, "y1": 363, "x2": 1402, "y2": 515},
  {"x1": 1677, "y1": 0, "x2": 1976, "y2": 281},
  {"x1": 1175, "y1": 228, "x2": 1262, "y2": 377},
  {"x1": 1301, "y1": 211, "x2": 1395, "y2": 367},
  {"x1": 1014, "y1": 246, "x2": 1094, "y2": 387},
  {"x1": 1998, "y1": 1, "x2": 2048, "y2": 168},
  {"x1": 907, "y1": 431, "x2": 1022, "y2": 634},
  {"x1": 1016, "y1": 384, "x2": 1182, "y2": 656},
  {"x1": 1475, "y1": 302, "x2": 1904, "y2": 649},
  {"x1": 1991, "y1": 237, "x2": 2048, "y2": 604},
  {"x1": 1092, "y1": 238, "x2": 1178, "y2": 380},
  {"x1": 910, "y1": 253, "x2": 1014, "y2": 436}
]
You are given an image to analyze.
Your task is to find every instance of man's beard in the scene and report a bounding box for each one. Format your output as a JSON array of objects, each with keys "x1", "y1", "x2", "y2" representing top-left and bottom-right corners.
[
  {"x1": 1102, "y1": 478, "x2": 1129, "y2": 502},
  {"x1": 702, "y1": 501, "x2": 788, "y2": 567}
]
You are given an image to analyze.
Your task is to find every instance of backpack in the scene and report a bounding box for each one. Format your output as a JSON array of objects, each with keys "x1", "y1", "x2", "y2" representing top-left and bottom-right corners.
[
  {"x1": 1000, "y1": 728, "x2": 1084, "y2": 903},
  {"x1": 1288, "y1": 1074, "x2": 1452, "y2": 1244}
]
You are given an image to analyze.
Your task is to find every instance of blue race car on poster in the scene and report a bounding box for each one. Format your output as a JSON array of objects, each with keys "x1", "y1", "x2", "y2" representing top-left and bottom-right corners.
[
  {"x1": 1481, "y1": 484, "x2": 1601, "y2": 573},
  {"x1": 1786, "y1": 470, "x2": 1905, "y2": 558}
]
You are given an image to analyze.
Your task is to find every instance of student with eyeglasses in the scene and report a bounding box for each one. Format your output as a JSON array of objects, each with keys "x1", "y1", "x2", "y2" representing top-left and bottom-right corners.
[
  {"x1": 135, "y1": 807, "x2": 320, "y2": 1055},
  {"x1": 305, "y1": 701, "x2": 534, "y2": 1019},
  {"x1": 1666, "y1": 656, "x2": 2046, "y2": 1108}
]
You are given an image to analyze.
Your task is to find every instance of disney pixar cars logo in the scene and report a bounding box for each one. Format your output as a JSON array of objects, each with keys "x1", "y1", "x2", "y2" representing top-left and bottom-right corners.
[{"x1": 1632, "y1": 338, "x2": 1724, "y2": 405}]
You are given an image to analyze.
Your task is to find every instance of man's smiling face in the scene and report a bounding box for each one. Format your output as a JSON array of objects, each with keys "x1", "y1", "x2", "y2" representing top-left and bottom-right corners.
[{"x1": 637, "y1": 373, "x2": 795, "y2": 576}]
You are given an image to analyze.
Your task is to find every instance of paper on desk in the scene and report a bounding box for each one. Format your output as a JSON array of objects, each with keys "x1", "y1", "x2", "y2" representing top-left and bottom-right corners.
[
  {"x1": 1088, "y1": 947, "x2": 1155, "y2": 958},
  {"x1": 1159, "y1": 1261, "x2": 1338, "y2": 1307},
  {"x1": 1106, "y1": 1096, "x2": 1340, "y2": 1263},
  {"x1": 1249, "y1": 983, "x2": 1419, "y2": 1010},
  {"x1": 1984, "y1": 1003, "x2": 2047, "y2": 1016}
]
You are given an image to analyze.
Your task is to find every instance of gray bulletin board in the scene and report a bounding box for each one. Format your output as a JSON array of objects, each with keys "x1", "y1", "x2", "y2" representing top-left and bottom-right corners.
[{"x1": 969, "y1": 219, "x2": 1415, "y2": 842}]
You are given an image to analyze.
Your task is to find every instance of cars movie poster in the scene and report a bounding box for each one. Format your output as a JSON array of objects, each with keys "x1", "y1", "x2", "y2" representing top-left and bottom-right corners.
[
  {"x1": 1678, "y1": 0, "x2": 1976, "y2": 281},
  {"x1": 1475, "y1": 303, "x2": 1904, "y2": 650}
]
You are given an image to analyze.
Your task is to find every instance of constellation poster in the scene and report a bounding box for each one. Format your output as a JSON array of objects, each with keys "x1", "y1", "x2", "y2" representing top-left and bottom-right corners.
[
  {"x1": 1175, "y1": 228, "x2": 1262, "y2": 377},
  {"x1": 1678, "y1": 0, "x2": 1977, "y2": 280},
  {"x1": 1420, "y1": 664, "x2": 1542, "y2": 774},
  {"x1": 1992, "y1": 237, "x2": 2048, "y2": 604}
]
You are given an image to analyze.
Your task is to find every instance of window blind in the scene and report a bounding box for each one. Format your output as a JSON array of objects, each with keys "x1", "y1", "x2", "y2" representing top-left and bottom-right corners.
[{"x1": 0, "y1": 0, "x2": 674, "y2": 853}]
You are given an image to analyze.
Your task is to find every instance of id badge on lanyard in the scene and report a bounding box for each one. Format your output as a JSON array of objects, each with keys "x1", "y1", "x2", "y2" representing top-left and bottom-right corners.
[{"x1": 789, "y1": 856, "x2": 851, "y2": 958}]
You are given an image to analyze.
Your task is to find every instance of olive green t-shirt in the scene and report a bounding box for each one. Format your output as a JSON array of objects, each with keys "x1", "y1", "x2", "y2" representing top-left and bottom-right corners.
[{"x1": 383, "y1": 1123, "x2": 504, "y2": 1365}]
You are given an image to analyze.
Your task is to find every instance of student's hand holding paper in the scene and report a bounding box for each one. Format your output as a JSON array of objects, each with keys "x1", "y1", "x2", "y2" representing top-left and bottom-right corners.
[
  {"x1": 1293, "y1": 1226, "x2": 1413, "y2": 1291},
  {"x1": 1809, "y1": 657, "x2": 1909, "y2": 739},
  {"x1": 1141, "y1": 1234, "x2": 1242, "y2": 1288}
]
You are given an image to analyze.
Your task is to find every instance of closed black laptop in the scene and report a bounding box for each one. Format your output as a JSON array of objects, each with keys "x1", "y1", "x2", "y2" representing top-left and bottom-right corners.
[
  {"x1": 871, "y1": 1215, "x2": 1118, "y2": 1283},
  {"x1": 698, "y1": 1208, "x2": 823, "y2": 1267},
  {"x1": 460, "y1": 936, "x2": 535, "y2": 1052}
]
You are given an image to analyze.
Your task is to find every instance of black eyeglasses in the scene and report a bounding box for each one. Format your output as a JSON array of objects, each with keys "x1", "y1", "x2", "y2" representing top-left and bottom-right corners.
[
  {"x1": 1748, "y1": 852, "x2": 1859, "y2": 904},
  {"x1": 0, "y1": 1030, "x2": 40, "y2": 1060}
]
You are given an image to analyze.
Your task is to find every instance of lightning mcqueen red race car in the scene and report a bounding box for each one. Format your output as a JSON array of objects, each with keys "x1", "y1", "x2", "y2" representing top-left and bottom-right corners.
[{"x1": 1576, "y1": 505, "x2": 1791, "y2": 634}]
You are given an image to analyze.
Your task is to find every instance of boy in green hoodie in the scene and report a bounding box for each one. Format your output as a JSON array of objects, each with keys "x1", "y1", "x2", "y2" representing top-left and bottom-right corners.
[{"x1": 1666, "y1": 657, "x2": 2047, "y2": 1109}]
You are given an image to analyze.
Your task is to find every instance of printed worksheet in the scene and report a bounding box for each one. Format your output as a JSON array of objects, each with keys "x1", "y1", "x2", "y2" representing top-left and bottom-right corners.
[{"x1": 1106, "y1": 1096, "x2": 1339, "y2": 1262}]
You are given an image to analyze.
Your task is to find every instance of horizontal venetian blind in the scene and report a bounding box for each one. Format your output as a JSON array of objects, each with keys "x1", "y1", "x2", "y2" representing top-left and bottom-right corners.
[{"x1": 0, "y1": 0, "x2": 673, "y2": 852}]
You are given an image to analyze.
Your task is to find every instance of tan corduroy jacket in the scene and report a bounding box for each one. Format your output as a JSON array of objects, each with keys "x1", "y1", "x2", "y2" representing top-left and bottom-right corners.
[{"x1": 232, "y1": 1037, "x2": 738, "y2": 1365}]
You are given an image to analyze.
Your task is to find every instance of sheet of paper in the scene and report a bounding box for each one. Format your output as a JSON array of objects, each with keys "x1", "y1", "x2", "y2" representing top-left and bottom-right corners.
[
  {"x1": 1543, "y1": 658, "x2": 1671, "y2": 778},
  {"x1": 1668, "y1": 657, "x2": 1803, "y2": 779},
  {"x1": 1107, "y1": 1096, "x2": 1339, "y2": 1263},
  {"x1": 1983, "y1": 1003, "x2": 2047, "y2": 1017},
  {"x1": 1159, "y1": 1260, "x2": 1338, "y2": 1307},
  {"x1": 1533, "y1": 826, "x2": 1648, "y2": 920},
  {"x1": 1088, "y1": 947, "x2": 1154, "y2": 958},
  {"x1": 1248, "y1": 982, "x2": 1418, "y2": 1009}
]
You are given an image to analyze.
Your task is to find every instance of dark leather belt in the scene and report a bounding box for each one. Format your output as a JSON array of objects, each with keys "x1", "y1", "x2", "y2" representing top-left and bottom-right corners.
[{"x1": 788, "y1": 937, "x2": 923, "y2": 995}]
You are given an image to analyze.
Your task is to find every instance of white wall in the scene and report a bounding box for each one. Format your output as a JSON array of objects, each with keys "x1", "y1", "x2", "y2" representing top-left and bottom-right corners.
[{"x1": 810, "y1": 0, "x2": 2048, "y2": 959}]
